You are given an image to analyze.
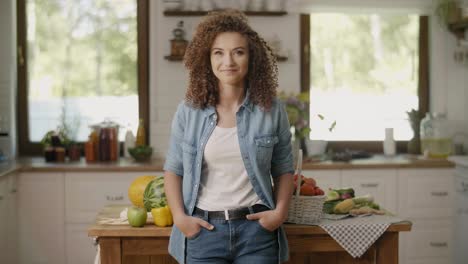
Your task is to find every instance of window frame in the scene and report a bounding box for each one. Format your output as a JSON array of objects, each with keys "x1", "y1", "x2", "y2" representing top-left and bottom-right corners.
[
  {"x1": 300, "y1": 14, "x2": 429, "y2": 153},
  {"x1": 17, "y1": 0, "x2": 150, "y2": 155}
]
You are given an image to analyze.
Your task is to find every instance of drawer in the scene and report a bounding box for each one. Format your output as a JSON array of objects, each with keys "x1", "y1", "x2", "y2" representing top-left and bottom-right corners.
[
  {"x1": 399, "y1": 219, "x2": 452, "y2": 261},
  {"x1": 65, "y1": 172, "x2": 162, "y2": 223},
  {"x1": 302, "y1": 170, "x2": 341, "y2": 191},
  {"x1": 398, "y1": 169, "x2": 454, "y2": 218}
]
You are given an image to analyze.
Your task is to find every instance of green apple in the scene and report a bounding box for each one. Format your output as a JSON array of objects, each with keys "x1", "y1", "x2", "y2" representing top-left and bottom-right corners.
[{"x1": 127, "y1": 206, "x2": 147, "y2": 227}]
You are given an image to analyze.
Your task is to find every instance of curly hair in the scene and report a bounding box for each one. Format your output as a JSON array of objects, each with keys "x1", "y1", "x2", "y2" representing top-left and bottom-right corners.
[{"x1": 183, "y1": 9, "x2": 278, "y2": 110}]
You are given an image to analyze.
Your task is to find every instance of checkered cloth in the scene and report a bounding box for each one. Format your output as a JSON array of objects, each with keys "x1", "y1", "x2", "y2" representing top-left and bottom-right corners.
[{"x1": 318, "y1": 215, "x2": 404, "y2": 258}]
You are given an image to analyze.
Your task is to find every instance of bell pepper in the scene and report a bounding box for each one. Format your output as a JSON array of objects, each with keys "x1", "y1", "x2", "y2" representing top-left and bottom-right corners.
[{"x1": 151, "y1": 205, "x2": 173, "y2": 227}]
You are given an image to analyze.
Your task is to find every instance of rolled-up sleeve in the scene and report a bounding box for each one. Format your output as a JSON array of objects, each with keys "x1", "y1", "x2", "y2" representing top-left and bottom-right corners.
[
  {"x1": 271, "y1": 101, "x2": 294, "y2": 178},
  {"x1": 163, "y1": 102, "x2": 185, "y2": 177}
]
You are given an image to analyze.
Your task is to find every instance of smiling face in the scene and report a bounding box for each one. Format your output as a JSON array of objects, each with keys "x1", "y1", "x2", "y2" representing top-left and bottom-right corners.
[{"x1": 210, "y1": 32, "x2": 249, "y2": 88}]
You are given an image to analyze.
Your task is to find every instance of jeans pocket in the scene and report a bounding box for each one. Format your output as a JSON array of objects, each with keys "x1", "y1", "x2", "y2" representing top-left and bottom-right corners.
[
  {"x1": 254, "y1": 220, "x2": 275, "y2": 234},
  {"x1": 186, "y1": 228, "x2": 203, "y2": 241}
]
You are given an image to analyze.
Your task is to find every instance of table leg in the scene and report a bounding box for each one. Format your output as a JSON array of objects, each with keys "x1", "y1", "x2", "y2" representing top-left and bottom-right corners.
[
  {"x1": 376, "y1": 232, "x2": 399, "y2": 264},
  {"x1": 100, "y1": 237, "x2": 122, "y2": 264}
]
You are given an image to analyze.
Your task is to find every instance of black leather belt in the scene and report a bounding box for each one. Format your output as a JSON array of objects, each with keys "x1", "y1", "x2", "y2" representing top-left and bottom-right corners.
[{"x1": 193, "y1": 204, "x2": 270, "y2": 220}]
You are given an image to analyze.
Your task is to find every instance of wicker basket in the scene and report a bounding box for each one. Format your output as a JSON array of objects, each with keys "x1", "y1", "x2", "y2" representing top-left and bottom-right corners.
[
  {"x1": 286, "y1": 148, "x2": 326, "y2": 225},
  {"x1": 286, "y1": 194, "x2": 326, "y2": 225}
]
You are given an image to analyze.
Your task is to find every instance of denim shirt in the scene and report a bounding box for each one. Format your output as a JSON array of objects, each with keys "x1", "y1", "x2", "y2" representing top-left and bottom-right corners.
[{"x1": 163, "y1": 93, "x2": 294, "y2": 263}]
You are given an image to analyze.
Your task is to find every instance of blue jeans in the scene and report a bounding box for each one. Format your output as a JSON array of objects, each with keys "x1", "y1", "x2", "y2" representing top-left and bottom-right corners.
[{"x1": 186, "y1": 210, "x2": 279, "y2": 264}]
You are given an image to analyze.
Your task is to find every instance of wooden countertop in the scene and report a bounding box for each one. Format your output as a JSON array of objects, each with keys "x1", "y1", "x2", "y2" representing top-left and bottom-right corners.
[
  {"x1": 16, "y1": 155, "x2": 457, "y2": 171},
  {"x1": 0, "y1": 154, "x2": 455, "y2": 176},
  {"x1": 302, "y1": 155, "x2": 454, "y2": 170},
  {"x1": 88, "y1": 205, "x2": 411, "y2": 237}
]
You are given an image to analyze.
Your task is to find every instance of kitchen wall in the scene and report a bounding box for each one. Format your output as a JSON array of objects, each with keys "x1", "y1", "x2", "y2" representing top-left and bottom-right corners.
[
  {"x1": 0, "y1": 0, "x2": 17, "y2": 159},
  {"x1": 149, "y1": 1, "x2": 300, "y2": 158},
  {"x1": 0, "y1": 0, "x2": 467, "y2": 157},
  {"x1": 149, "y1": 0, "x2": 468, "y2": 157}
]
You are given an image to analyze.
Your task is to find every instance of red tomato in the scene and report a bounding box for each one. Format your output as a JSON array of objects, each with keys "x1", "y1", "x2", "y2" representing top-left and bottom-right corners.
[
  {"x1": 302, "y1": 177, "x2": 316, "y2": 187},
  {"x1": 300, "y1": 184, "x2": 316, "y2": 196},
  {"x1": 315, "y1": 188, "x2": 325, "y2": 196}
]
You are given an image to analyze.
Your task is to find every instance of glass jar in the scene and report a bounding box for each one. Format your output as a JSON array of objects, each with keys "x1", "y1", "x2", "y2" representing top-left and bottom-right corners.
[{"x1": 420, "y1": 112, "x2": 452, "y2": 158}]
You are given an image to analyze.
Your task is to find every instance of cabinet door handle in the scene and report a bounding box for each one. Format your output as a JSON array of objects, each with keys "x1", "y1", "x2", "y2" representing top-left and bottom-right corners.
[
  {"x1": 429, "y1": 242, "x2": 448, "y2": 247},
  {"x1": 431, "y1": 191, "x2": 448, "y2": 196},
  {"x1": 0, "y1": 195, "x2": 3, "y2": 200},
  {"x1": 10, "y1": 189, "x2": 17, "y2": 193},
  {"x1": 361, "y1": 183, "x2": 379, "y2": 188},
  {"x1": 106, "y1": 195, "x2": 124, "y2": 201}
]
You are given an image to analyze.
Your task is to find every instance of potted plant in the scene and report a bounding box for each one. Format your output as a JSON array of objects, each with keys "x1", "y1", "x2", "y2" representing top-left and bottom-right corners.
[
  {"x1": 279, "y1": 92, "x2": 311, "y2": 157},
  {"x1": 40, "y1": 129, "x2": 69, "y2": 162},
  {"x1": 279, "y1": 92, "x2": 336, "y2": 159},
  {"x1": 57, "y1": 109, "x2": 82, "y2": 161}
]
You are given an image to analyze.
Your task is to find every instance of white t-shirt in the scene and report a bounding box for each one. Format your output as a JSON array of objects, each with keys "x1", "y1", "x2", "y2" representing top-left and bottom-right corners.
[{"x1": 196, "y1": 126, "x2": 262, "y2": 211}]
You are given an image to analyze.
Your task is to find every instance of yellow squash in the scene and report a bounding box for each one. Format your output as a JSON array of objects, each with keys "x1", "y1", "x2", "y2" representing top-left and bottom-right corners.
[{"x1": 151, "y1": 206, "x2": 173, "y2": 227}]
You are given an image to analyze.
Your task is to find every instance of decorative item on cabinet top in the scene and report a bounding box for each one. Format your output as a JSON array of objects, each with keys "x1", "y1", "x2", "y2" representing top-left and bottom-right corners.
[{"x1": 165, "y1": 21, "x2": 189, "y2": 61}]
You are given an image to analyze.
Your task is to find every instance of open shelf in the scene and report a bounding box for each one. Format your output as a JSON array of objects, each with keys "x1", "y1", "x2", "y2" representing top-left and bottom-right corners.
[
  {"x1": 163, "y1": 10, "x2": 287, "y2": 16},
  {"x1": 164, "y1": 55, "x2": 288, "y2": 62}
]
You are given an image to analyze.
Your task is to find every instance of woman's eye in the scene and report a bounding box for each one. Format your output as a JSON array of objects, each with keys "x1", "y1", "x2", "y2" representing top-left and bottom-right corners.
[
  {"x1": 234, "y1": 50, "x2": 244, "y2": 56},
  {"x1": 213, "y1": 51, "x2": 222, "y2": 56}
]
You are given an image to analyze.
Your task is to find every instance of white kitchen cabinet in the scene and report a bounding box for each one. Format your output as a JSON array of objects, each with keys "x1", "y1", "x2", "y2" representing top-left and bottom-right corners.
[
  {"x1": 398, "y1": 168, "x2": 454, "y2": 264},
  {"x1": 65, "y1": 223, "x2": 97, "y2": 264},
  {"x1": 0, "y1": 174, "x2": 9, "y2": 262},
  {"x1": 399, "y1": 219, "x2": 453, "y2": 264},
  {"x1": 17, "y1": 172, "x2": 65, "y2": 264},
  {"x1": 6, "y1": 172, "x2": 17, "y2": 264},
  {"x1": 398, "y1": 168, "x2": 454, "y2": 219},
  {"x1": 341, "y1": 169, "x2": 398, "y2": 213},
  {"x1": 302, "y1": 169, "x2": 341, "y2": 191}
]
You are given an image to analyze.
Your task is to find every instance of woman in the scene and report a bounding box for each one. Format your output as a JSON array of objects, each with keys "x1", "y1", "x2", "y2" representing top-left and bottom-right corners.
[{"x1": 163, "y1": 10, "x2": 294, "y2": 264}]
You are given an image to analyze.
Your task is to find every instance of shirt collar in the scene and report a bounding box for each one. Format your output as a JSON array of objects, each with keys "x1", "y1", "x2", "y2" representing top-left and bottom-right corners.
[{"x1": 203, "y1": 88, "x2": 253, "y2": 118}]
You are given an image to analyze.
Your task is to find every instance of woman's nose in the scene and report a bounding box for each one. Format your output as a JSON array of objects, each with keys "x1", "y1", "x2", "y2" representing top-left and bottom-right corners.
[{"x1": 223, "y1": 54, "x2": 235, "y2": 66}]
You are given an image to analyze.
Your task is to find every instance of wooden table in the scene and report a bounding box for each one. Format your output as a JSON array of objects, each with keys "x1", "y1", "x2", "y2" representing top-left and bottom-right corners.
[{"x1": 88, "y1": 206, "x2": 411, "y2": 264}]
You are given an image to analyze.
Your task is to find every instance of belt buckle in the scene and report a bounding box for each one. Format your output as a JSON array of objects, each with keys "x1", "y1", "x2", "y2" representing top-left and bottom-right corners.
[{"x1": 224, "y1": 209, "x2": 229, "y2": 220}]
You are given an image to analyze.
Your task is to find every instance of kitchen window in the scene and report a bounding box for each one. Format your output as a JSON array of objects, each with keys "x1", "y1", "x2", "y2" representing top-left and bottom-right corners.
[
  {"x1": 301, "y1": 14, "x2": 428, "y2": 152},
  {"x1": 17, "y1": 0, "x2": 149, "y2": 155}
]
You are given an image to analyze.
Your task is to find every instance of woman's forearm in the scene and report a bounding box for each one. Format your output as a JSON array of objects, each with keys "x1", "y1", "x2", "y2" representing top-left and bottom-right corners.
[
  {"x1": 164, "y1": 171, "x2": 186, "y2": 221},
  {"x1": 273, "y1": 173, "x2": 294, "y2": 221}
]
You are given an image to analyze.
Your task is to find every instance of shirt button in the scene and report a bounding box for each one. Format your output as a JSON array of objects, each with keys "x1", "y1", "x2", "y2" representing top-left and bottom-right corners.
[
  {"x1": 210, "y1": 122, "x2": 214, "y2": 125},
  {"x1": 267, "y1": 140, "x2": 271, "y2": 143}
]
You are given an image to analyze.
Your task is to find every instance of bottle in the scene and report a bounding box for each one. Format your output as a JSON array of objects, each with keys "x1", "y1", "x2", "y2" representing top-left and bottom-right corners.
[
  {"x1": 99, "y1": 127, "x2": 110, "y2": 161},
  {"x1": 89, "y1": 129, "x2": 100, "y2": 161},
  {"x1": 383, "y1": 128, "x2": 396, "y2": 156},
  {"x1": 85, "y1": 136, "x2": 96, "y2": 162},
  {"x1": 109, "y1": 127, "x2": 118, "y2": 161},
  {"x1": 124, "y1": 125, "x2": 136, "y2": 158},
  {"x1": 420, "y1": 112, "x2": 452, "y2": 158},
  {"x1": 135, "y1": 119, "x2": 146, "y2": 147}
]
